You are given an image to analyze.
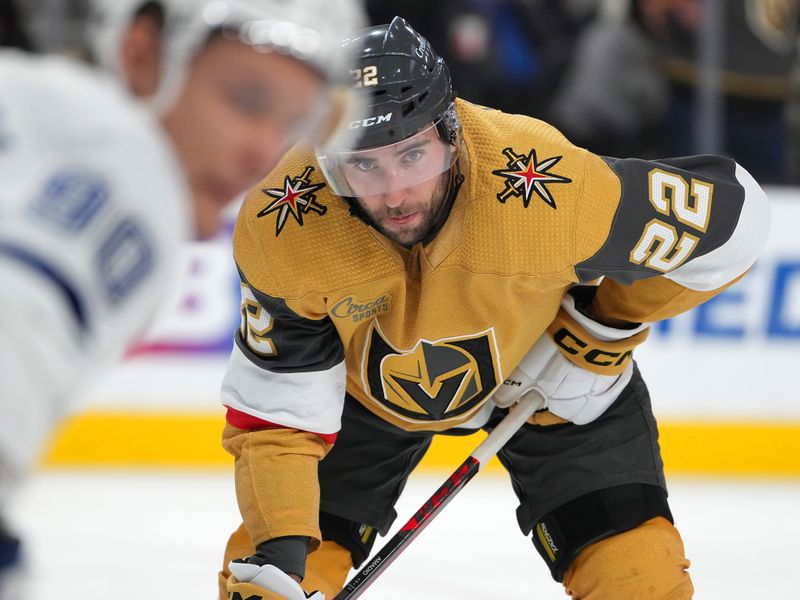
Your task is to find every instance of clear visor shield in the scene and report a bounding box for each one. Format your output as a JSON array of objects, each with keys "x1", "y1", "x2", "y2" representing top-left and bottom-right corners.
[{"x1": 315, "y1": 120, "x2": 460, "y2": 197}]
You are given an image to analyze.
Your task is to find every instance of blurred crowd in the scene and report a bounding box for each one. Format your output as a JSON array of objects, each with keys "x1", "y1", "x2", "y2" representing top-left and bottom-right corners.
[
  {"x1": 368, "y1": 0, "x2": 800, "y2": 185},
  {"x1": 3, "y1": 0, "x2": 799, "y2": 185}
]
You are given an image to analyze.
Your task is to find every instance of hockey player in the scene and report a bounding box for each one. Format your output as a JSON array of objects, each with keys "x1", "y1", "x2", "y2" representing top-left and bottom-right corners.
[
  {"x1": 0, "y1": 0, "x2": 364, "y2": 596},
  {"x1": 219, "y1": 17, "x2": 770, "y2": 600}
]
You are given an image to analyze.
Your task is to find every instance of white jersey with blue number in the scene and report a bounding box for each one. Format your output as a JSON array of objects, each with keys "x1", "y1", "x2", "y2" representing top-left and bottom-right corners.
[{"x1": 0, "y1": 52, "x2": 191, "y2": 479}]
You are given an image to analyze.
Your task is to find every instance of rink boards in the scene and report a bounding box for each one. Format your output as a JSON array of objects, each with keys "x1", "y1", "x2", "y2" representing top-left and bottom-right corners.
[{"x1": 40, "y1": 188, "x2": 800, "y2": 476}]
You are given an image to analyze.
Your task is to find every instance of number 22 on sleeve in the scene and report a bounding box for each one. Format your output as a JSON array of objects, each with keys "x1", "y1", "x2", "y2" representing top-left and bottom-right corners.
[{"x1": 629, "y1": 169, "x2": 713, "y2": 273}]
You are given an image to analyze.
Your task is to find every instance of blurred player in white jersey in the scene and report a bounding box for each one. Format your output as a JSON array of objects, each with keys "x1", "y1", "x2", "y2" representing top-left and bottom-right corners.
[{"x1": 0, "y1": 0, "x2": 365, "y2": 595}]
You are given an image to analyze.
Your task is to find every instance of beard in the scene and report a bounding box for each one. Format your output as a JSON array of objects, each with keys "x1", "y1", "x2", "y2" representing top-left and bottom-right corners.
[{"x1": 354, "y1": 171, "x2": 451, "y2": 247}]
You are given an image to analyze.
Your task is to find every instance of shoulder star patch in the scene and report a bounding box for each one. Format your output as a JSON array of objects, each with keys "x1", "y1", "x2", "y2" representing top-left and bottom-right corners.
[
  {"x1": 257, "y1": 166, "x2": 327, "y2": 236},
  {"x1": 492, "y1": 147, "x2": 572, "y2": 209}
]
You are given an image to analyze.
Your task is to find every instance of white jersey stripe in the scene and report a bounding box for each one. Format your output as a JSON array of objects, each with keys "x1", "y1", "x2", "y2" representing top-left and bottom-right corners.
[
  {"x1": 665, "y1": 163, "x2": 770, "y2": 291},
  {"x1": 221, "y1": 343, "x2": 346, "y2": 435}
]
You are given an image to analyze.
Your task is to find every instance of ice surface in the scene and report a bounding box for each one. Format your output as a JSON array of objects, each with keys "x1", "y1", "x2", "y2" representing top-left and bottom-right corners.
[{"x1": 6, "y1": 471, "x2": 799, "y2": 598}]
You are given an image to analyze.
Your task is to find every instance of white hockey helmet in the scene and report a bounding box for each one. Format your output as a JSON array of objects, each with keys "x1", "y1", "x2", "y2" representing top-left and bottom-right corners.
[{"x1": 89, "y1": 0, "x2": 367, "y2": 114}]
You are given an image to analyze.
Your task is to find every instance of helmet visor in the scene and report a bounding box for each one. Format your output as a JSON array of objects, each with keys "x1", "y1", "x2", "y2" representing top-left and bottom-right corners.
[{"x1": 315, "y1": 119, "x2": 459, "y2": 197}]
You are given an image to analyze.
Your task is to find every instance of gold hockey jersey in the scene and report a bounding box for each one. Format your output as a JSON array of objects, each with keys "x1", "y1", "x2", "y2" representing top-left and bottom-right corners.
[
  {"x1": 221, "y1": 98, "x2": 768, "y2": 547},
  {"x1": 223, "y1": 98, "x2": 768, "y2": 435}
]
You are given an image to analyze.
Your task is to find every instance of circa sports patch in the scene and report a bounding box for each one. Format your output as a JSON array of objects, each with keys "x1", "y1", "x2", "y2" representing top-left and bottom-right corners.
[
  {"x1": 492, "y1": 147, "x2": 572, "y2": 209},
  {"x1": 257, "y1": 166, "x2": 327, "y2": 236}
]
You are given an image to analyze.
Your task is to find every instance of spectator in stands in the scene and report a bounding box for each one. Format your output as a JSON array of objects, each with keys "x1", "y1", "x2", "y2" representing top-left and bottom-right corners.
[
  {"x1": 638, "y1": 0, "x2": 799, "y2": 184},
  {"x1": 366, "y1": 0, "x2": 585, "y2": 117}
]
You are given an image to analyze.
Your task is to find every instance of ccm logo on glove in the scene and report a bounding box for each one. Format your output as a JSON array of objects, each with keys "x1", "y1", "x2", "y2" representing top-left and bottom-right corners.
[
  {"x1": 493, "y1": 293, "x2": 650, "y2": 425},
  {"x1": 546, "y1": 310, "x2": 649, "y2": 376},
  {"x1": 552, "y1": 328, "x2": 632, "y2": 367}
]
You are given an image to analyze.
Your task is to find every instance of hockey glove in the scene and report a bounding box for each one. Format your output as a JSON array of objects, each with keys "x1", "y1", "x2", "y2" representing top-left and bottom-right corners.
[
  {"x1": 228, "y1": 561, "x2": 324, "y2": 600},
  {"x1": 494, "y1": 292, "x2": 649, "y2": 425}
]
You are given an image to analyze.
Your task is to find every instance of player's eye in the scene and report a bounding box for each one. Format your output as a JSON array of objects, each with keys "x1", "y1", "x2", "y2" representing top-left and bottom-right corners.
[
  {"x1": 401, "y1": 149, "x2": 424, "y2": 165},
  {"x1": 353, "y1": 159, "x2": 377, "y2": 172}
]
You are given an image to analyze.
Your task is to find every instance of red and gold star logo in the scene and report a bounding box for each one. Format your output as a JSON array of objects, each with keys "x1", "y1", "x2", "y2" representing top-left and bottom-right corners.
[
  {"x1": 492, "y1": 147, "x2": 572, "y2": 209},
  {"x1": 257, "y1": 166, "x2": 327, "y2": 236}
]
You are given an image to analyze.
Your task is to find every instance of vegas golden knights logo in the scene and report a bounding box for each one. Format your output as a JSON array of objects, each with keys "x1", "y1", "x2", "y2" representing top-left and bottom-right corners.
[
  {"x1": 257, "y1": 166, "x2": 327, "y2": 236},
  {"x1": 362, "y1": 322, "x2": 501, "y2": 423},
  {"x1": 492, "y1": 147, "x2": 571, "y2": 209}
]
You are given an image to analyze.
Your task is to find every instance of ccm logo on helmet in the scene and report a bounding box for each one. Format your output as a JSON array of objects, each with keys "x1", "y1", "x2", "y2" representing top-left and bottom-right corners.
[
  {"x1": 348, "y1": 113, "x2": 393, "y2": 129},
  {"x1": 552, "y1": 328, "x2": 633, "y2": 367}
]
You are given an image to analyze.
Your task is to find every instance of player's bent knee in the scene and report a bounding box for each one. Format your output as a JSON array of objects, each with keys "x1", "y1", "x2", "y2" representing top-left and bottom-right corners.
[
  {"x1": 563, "y1": 517, "x2": 693, "y2": 599},
  {"x1": 530, "y1": 483, "x2": 674, "y2": 581}
]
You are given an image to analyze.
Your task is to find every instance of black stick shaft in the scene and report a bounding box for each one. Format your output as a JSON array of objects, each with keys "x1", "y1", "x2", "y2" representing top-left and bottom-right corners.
[
  {"x1": 331, "y1": 392, "x2": 542, "y2": 600},
  {"x1": 332, "y1": 456, "x2": 480, "y2": 600}
]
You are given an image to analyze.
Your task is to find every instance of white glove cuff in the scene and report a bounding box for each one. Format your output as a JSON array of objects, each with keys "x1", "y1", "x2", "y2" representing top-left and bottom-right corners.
[{"x1": 561, "y1": 293, "x2": 648, "y2": 342}]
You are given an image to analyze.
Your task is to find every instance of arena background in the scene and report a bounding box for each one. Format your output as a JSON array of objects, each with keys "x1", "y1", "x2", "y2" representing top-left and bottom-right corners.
[
  {"x1": 5, "y1": 2, "x2": 799, "y2": 597},
  {"x1": 39, "y1": 188, "x2": 800, "y2": 477},
  {"x1": 8, "y1": 0, "x2": 794, "y2": 485}
]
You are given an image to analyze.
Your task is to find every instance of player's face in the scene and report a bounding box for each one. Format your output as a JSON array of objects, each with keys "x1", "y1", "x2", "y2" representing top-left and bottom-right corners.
[
  {"x1": 346, "y1": 127, "x2": 452, "y2": 246},
  {"x1": 163, "y1": 37, "x2": 326, "y2": 238}
]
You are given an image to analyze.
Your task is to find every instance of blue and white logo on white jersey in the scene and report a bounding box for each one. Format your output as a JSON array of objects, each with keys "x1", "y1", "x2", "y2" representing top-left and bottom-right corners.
[
  {"x1": 32, "y1": 168, "x2": 110, "y2": 232},
  {"x1": 96, "y1": 218, "x2": 154, "y2": 305}
]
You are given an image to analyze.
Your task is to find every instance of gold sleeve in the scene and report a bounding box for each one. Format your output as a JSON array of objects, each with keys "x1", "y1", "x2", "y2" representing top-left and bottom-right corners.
[
  {"x1": 573, "y1": 151, "x2": 621, "y2": 267},
  {"x1": 591, "y1": 273, "x2": 746, "y2": 324},
  {"x1": 232, "y1": 190, "x2": 283, "y2": 297},
  {"x1": 222, "y1": 424, "x2": 334, "y2": 550}
]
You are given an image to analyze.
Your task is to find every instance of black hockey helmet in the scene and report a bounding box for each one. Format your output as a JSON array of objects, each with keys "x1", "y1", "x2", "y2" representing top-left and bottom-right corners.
[{"x1": 316, "y1": 16, "x2": 462, "y2": 197}]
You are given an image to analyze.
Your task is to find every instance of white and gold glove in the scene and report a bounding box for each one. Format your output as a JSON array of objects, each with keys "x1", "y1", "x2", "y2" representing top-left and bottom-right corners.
[
  {"x1": 228, "y1": 561, "x2": 324, "y2": 600},
  {"x1": 495, "y1": 293, "x2": 649, "y2": 425}
]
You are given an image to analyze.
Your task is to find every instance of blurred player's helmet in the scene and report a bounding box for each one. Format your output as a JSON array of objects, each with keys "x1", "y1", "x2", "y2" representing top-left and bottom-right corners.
[
  {"x1": 315, "y1": 16, "x2": 461, "y2": 198},
  {"x1": 89, "y1": 0, "x2": 366, "y2": 114}
]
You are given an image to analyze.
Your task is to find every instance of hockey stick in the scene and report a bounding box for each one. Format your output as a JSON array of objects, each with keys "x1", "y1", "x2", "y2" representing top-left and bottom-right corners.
[{"x1": 332, "y1": 391, "x2": 543, "y2": 600}]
